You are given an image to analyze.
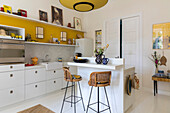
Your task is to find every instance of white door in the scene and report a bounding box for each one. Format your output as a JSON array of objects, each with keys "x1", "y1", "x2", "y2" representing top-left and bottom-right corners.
[
  {"x1": 122, "y1": 16, "x2": 142, "y2": 86},
  {"x1": 104, "y1": 18, "x2": 120, "y2": 58}
]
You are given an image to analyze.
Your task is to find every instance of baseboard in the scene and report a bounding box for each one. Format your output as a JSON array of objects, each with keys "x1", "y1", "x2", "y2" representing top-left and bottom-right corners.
[{"x1": 142, "y1": 87, "x2": 170, "y2": 96}]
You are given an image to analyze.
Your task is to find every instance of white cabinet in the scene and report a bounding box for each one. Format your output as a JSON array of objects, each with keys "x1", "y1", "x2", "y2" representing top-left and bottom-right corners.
[
  {"x1": 46, "y1": 78, "x2": 63, "y2": 93},
  {"x1": 0, "y1": 86, "x2": 24, "y2": 108},
  {"x1": 0, "y1": 64, "x2": 24, "y2": 73},
  {"x1": 25, "y1": 68, "x2": 46, "y2": 84},
  {"x1": 0, "y1": 71, "x2": 24, "y2": 90},
  {"x1": 25, "y1": 81, "x2": 46, "y2": 100},
  {"x1": 46, "y1": 69, "x2": 63, "y2": 80}
]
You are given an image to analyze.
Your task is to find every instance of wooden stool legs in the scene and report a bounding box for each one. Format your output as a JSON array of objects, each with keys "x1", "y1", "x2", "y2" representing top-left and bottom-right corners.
[{"x1": 60, "y1": 81, "x2": 85, "y2": 113}]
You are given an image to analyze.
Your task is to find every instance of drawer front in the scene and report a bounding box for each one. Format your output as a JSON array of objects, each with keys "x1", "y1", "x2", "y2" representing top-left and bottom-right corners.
[
  {"x1": 46, "y1": 78, "x2": 63, "y2": 93},
  {"x1": 0, "y1": 86, "x2": 24, "y2": 108},
  {"x1": 0, "y1": 71, "x2": 24, "y2": 90},
  {"x1": 25, "y1": 68, "x2": 46, "y2": 84},
  {"x1": 0, "y1": 64, "x2": 24, "y2": 73},
  {"x1": 25, "y1": 82, "x2": 46, "y2": 100},
  {"x1": 46, "y1": 69, "x2": 64, "y2": 80}
]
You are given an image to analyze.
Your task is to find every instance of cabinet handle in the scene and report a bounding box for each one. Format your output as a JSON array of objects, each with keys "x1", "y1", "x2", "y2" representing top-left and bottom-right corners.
[
  {"x1": 10, "y1": 74, "x2": 13, "y2": 77},
  {"x1": 35, "y1": 85, "x2": 38, "y2": 88},
  {"x1": 54, "y1": 81, "x2": 56, "y2": 83},
  {"x1": 35, "y1": 71, "x2": 38, "y2": 74},
  {"x1": 10, "y1": 66, "x2": 13, "y2": 69},
  {"x1": 10, "y1": 90, "x2": 13, "y2": 94},
  {"x1": 54, "y1": 71, "x2": 56, "y2": 73}
]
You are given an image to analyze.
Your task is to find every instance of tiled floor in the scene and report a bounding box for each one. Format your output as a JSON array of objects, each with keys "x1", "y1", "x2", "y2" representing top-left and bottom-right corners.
[{"x1": 0, "y1": 88, "x2": 170, "y2": 113}]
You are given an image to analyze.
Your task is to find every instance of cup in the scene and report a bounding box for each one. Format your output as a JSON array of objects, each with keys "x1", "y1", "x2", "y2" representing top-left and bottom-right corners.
[{"x1": 103, "y1": 58, "x2": 109, "y2": 65}]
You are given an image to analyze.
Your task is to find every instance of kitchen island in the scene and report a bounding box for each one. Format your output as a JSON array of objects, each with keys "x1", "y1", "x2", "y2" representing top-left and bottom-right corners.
[{"x1": 67, "y1": 57, "x2": 135, "y2": 113}]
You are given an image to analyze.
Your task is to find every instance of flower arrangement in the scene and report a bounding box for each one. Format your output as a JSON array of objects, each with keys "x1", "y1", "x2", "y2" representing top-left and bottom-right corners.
[
  {"x1": 149, "y1": 51, "x2": 161, "y2": 73},
  {"x1": 94, "y1": 44, "x2": 109, "y2": 56}
]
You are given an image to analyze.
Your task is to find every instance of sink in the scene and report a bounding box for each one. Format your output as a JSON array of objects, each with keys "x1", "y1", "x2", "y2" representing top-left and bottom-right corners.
[{"x1": 41, "y1": 62, "x2": 63, "y2": 70}]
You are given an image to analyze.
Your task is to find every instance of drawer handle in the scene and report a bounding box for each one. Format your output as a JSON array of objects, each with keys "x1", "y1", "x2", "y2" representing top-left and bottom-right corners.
[
  {"x1": 35, "y1": 71, "x2": 38, "y2": 74},
  {"x1": 10, "y1": 74, "x2": 13, "y2": 77},
  {"x1": 54, "y1": 71, "x2": 56, "y2": 73},
  {"x1": 10, "y1": 90, "x2": 13, "y2": 94},
  {"x1": 10, "y1": 66, "x2": 13, "y2": 69},
  {"x1": 54, "y1": 81, "x2": 56, "y2": 83},
  {"x1": 35, "y1": 85, "x2": 38, "y2": 88}
]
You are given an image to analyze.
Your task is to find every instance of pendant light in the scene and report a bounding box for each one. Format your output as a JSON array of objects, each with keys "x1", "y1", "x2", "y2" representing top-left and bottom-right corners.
[{"x1": 59, "y1": 0, "x2": 108, "y2": 12}]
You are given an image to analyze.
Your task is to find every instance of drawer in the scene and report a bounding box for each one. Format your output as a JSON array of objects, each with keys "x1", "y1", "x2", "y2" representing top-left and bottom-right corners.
[
  {"x1": 0, "y1": 71, "x2": 24, "y2": 90},
  {"x1": 46, "y1": 78, "x2": 63, "y2": 93},
  {"x1": 25, "y1": 81, "x2": 46, "y2": 100},
  {"x1": 25, "y1": 68, "x2": 46, "y2": 84},
  {"x1": 0, "y1": 64, "x2": 24, "y2": 72},
  {"x1": 0, "y1": 86, "x2": 24, "y2": 108},
  {"x1": 46, "y1": 69, "x2": 64, "y2": 80}
]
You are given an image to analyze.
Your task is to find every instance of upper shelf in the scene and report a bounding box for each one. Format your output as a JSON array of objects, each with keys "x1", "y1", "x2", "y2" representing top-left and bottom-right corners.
[
  {"x1": 25, "y1": 41, "x2": 78, "y2": 47},
  {"x1": 0, "y1": 11, "x2": 86, "y2": 33}
]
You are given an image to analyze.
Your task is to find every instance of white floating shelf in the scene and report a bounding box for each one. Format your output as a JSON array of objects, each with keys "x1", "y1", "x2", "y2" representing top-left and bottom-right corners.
[
  {"x1": 25, "y1": 41, "x2": 78, "y2": 47},
  {"x1": 0, "y1": 11, "x2": 86, "y2": 33}
]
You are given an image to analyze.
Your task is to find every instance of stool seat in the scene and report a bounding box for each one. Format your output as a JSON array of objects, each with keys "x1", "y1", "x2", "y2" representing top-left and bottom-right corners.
[{"x1": 65, "y1": 75, "x2": 82, "y2": 82}]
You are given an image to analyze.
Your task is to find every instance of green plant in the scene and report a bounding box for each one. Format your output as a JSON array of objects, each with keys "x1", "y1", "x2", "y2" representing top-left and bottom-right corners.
[{"x1": 94, "y1": 44, "x2": 109, "y2": 56}]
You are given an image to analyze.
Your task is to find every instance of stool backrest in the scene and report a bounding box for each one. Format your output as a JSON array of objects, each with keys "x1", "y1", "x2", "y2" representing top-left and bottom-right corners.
[
  {"x1": 63, "y1": 67, "x2": 73, "y2": 81},
  {"x1": 89, "y1": 71, "x2": 111, "y2": 87}
]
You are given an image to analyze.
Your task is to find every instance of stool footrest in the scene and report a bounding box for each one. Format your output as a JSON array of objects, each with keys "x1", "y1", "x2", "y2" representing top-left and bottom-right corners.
[
  {"x1": 88, "y1": 101, "x2": 110, "y2": 113},
  {"x1": 64, "y1": 95, "x2": 82, "y2": 104}
]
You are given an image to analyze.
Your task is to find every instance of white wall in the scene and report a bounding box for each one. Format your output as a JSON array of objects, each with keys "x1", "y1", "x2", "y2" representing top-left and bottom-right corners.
[
  {"x1": 82, "y1": 0, "x2": 170, "y2": 93},
  {"x1": 0, "y1": 0, "x2": 83, "y2": 27}
]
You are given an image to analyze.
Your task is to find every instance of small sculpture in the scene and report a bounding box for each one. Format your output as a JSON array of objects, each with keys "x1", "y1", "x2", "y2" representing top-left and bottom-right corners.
[
  {"x1": 0, "y1": 29, "x2": 7, "y2": 36},
  {"x1": 160, "y1": 51, "x2": 167, "y2": 66}
]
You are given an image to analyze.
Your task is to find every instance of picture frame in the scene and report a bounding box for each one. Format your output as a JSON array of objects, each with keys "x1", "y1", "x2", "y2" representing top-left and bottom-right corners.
[
  {"x1": 36, "y1": 27, "x2": 44, "y2": 39},
  {"x1": 39, "y1": 10, "x2": 48, "y2": 22},
  {"x1": 74, "y1": 17, "x2": 82, "y2": 30},
  {"x1": 51, "y1": 6, "x2": 63, "y2": 26},
  {"x1": 60, "y1": 32, "x2": 67, "y2": 41}
]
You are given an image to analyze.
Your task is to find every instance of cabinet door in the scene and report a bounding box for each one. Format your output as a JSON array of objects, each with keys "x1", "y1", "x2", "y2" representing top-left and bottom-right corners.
[
  {"x1": 0, "y1": 86, "x2": 24, "y2": 108},
  {"x1": 0, "y1": 71, "x2": 24, "y2": 90},
  {"x1": 46, "y1": 69, "x2": 64, "y2": 80},
  {"x1": 25, "y1": 81, "x2": 46, "y2": 100},
  {"x1": 0, "y1": 64, "x2": 24, "y2": 73},
  {"x1": 46, "y1": 78, "x2": 62, "y2": 93},
  {"x1": 25, "y1": 68, "x2": 46, "y2": 84}
]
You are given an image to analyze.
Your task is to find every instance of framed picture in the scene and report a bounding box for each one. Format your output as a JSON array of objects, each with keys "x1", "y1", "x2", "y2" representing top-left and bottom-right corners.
[
  {"x1": 3, "y1": 5, "x2": 12, "y2": 14},
  {"x1": 153, "y1": 22, "x2": 170, "y2": 49},
  {"x1": 39, "y1": 10, "x2": 48, "y2": 22},
  {"x1": 60, "y1": 32, "x2": 67, "y2": 41},
  {"x1": 36, "y1": 27, "x2": 44, "y2": 39},
  {"x1": 51, "y1": 6, "x2": 63, "y2": 26},
  {"x1": 74, "y1": 17, "x2": 82, "y2": 30}
]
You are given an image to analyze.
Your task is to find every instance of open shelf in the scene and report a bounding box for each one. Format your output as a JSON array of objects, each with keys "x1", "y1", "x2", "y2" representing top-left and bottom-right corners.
[
  {"x1": 25, "y1": 41, "x2": 78, "y2": 47},
  {"x1": 0, "y1": 11, "x2": 86, "y2": 33}
]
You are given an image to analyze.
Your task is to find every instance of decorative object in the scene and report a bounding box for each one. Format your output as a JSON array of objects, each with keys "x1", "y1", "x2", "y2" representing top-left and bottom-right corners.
[
  {"x1": 73, "y1": 58, "x2": 88, "y2": 63},
  {"x1": 61, "y1": 32, "x2": 67, "y2": 41},
  {"x1": 167, "y1": 70, "x2": 170, "y2": 79},
  {"x1": 95, "y1": 30, "x2": 102, "y2": 49},
  {"x1": 68, "y1": 39, "x2": 72, "y2": 44},
  {"x1": 127, "y1": 75, "x2": 132, "y2": 96},
  {"x1": 0, "y1": 29, "x2": 7, "y2": 36},
  {"x1": 18, "y1": 9, "x2": 27, "y2": 17},
  {"x1": 149, "y1": 51, "x2": 161, "y2": 74},
  {"x1": 67, "y1": 23, "x2": 71, "y2": 27},
  {"x1": 59, "y1": 0, "x2": 108, "y2": 12},
  {"x1": 18, "y1": 104, "x2": 55, "y2": 113},
  {"x1": 25, "y1": 33, "x2": 31, "y2": 41},
  {"x1": 52, "y1": 38, "x2": 60, "y2": 44},
  {"x1": 51, "y1": 6, "x2": 63, "y2": 26},
  {"x1": 74, "y1": 17, "x2": 82, "y2": 30},
  {"x1": 94, "y1": 44, "x2": 109, "y2": 64},
  {"x1": 3, "y1": 5, "x2": 12, "y2": 14},
  {"x1": 58, "y1": 58, "x2": 62, "y2": 62},
  {"x1": 31, "y1": 57, "x2": 38, "y2": 65},
  {"x1": 0, "y1": 7, "x2": 4, "y2": 12},
  {"x1": 36, "y1": 27, "x2": 44, "y2": 39},
  {"x1": 39, "y1": 10, "x2": 48, "y2": 22},
  {"x1": 72, "y1": 38, "x2": 75, "y2": 45},
  {"x1": 76, "y1": 34, "x2": 83, "y2": 39},
  {"x1": 153, "y1": 23, "x2": 170, "y2": 49},
  {"x1": 133, "y1": 75, "x2": 139, "y2": 90},
  {"x1": 160, "y1": 51, "x2": 167, "y2": 66},
  {"x1": 102, "y1": 56, "x2": 109, "y2": 65}
]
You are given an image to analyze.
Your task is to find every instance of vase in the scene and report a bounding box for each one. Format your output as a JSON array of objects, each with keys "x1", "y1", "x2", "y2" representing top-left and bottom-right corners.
[
  {"x1": 155, "y1": 66, "x2": 158, "y2": 74},
  {"x1": 95, "y1": 55, "x2": 103, "y2": 64}
]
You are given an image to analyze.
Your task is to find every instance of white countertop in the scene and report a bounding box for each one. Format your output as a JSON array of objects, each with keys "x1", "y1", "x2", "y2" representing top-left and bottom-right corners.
[
  {"x1": 67, "y1": 62, "x2": 123, "y2": 70},
  {"x1": 25, "y1": 65, "x2": 45, "y2": 69}
]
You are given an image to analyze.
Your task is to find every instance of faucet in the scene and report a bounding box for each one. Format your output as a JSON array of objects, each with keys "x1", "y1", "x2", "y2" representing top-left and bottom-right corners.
[{"x1": 44, "y1": 54, "x2": 50, "y2": 62}]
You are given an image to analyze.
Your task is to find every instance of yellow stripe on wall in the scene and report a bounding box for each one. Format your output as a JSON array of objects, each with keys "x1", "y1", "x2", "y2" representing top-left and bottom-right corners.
[{"x1": 0, "y1": 14, "x2": 84, "y2": 44}]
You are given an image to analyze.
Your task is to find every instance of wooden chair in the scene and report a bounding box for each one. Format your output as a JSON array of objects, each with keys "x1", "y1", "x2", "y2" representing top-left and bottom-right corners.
[
  {"x1": 60, "y1": 67, "x2": 85, "y2": 113},
  {"x1": 86, "y1": 71, "x2": 112, "y2": 113}
]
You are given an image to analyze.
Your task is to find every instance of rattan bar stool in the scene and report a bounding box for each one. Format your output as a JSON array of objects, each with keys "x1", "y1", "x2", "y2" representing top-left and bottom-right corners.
[
  {"x1": 86, "y1": 71, "x2": 112, "y2": 113},
  {"x1": 60, "y1": 67, "x2": 85, "y2": 113}
]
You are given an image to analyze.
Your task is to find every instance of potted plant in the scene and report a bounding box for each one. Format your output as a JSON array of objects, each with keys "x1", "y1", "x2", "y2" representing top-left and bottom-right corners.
[{"x1": 94, "y1": 44, "x2": 109, "y2": 64}]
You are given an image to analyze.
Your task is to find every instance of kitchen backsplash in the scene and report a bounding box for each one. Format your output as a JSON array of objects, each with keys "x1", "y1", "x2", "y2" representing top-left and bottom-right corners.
[{"x1": 25, "y1": 44, "x2": 75, "y2": 63}]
